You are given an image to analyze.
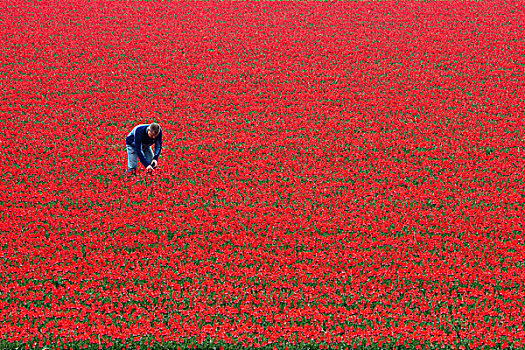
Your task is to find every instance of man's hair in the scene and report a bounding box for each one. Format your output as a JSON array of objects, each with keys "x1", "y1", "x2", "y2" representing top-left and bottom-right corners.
[{"x1": 149, "y1": 122, "x2": 160, "y2": 136}]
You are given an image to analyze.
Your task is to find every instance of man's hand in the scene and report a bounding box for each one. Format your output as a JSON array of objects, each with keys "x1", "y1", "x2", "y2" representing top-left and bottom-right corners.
[
  {"x1": 146, "y1": 165, "x2": 154, "y2": 174},
  {"x1": 151, "y1": 160, "x2": 158, "y2": 169}
]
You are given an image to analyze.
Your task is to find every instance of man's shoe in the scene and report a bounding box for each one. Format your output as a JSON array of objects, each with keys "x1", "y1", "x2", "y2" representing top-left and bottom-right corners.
[{"x1": 126, "y1": 168, "x2": 137, "y2": 177}]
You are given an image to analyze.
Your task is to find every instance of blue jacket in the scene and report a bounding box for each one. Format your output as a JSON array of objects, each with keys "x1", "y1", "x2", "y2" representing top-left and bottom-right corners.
[{"x1": 126, "y1": 124, "x2": 163, "y2": 168}]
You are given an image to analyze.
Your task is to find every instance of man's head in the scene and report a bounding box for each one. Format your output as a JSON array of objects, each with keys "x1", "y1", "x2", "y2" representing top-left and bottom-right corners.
[{"x1": 147, "y1": 123, "x2": 160, "y2": 138}]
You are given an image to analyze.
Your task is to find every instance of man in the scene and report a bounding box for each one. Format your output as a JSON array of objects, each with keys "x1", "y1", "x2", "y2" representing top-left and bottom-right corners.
[{"x1": 125, "y1": 122, "x2": 163, "y2": 176}]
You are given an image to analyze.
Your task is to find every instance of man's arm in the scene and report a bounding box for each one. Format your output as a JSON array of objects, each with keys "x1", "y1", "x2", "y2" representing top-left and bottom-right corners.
[
  {"x1": 134, "y1": 126, "x2": 151, "y2": 168},
  {"x1": 153, "y1": 129, "x2": 163, "y2": 161}
]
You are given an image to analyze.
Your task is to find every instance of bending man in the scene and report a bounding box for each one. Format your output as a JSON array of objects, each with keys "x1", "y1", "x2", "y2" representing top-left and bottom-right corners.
[{"x1": 125, "y1": 122, "x2": 163, "y2": 176}]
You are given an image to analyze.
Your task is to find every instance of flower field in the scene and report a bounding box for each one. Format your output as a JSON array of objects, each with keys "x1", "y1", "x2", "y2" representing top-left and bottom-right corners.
[{"x1": 2, "y1": 1, "x2": 525, "y2": 349}]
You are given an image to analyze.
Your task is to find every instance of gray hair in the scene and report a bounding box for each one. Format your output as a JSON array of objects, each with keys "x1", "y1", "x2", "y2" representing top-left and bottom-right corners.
[{"x1": 149, "y1": 123, "x2": 160, "y2": 136}]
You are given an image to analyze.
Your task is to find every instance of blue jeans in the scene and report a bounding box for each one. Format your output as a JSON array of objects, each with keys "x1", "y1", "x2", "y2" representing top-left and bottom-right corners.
[{"x1": 126, "y1": 144, "x2": 153, "y2": 170}]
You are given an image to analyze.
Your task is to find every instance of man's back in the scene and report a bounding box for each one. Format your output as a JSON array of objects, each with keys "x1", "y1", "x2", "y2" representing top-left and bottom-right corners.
[{"x1": 126, "y1": 124, "x2": 153, "y2": 146}]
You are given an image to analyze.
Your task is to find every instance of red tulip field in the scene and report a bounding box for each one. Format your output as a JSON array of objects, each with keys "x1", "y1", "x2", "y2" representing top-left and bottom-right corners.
[{"x1": 2, "y1": 1, "x2": 525, "y2": 349}]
